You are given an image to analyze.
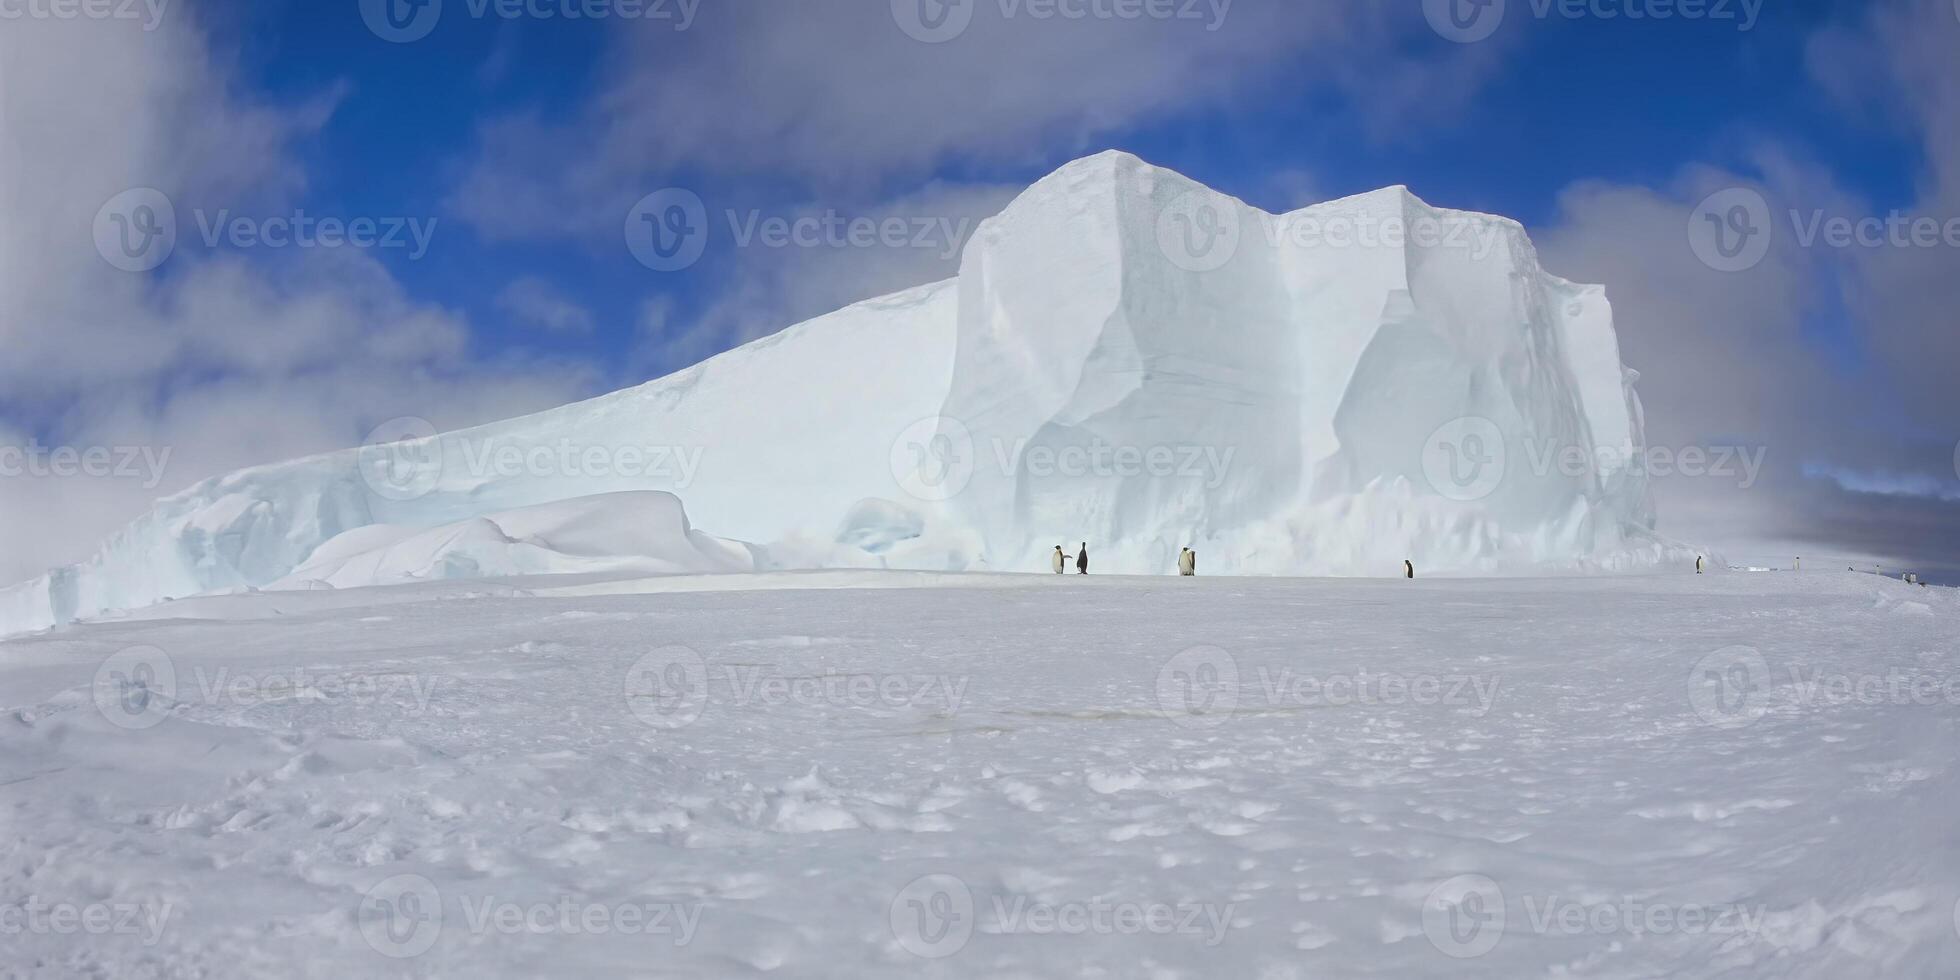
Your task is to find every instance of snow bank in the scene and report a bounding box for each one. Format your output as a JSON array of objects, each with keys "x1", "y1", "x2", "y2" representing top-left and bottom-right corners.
[
  {"x1": 0, "y1": 152, "x2": 1676, "y2": 635},
  {"x1": 271, "y1": 491, "x2": 759, "y2": 591}
]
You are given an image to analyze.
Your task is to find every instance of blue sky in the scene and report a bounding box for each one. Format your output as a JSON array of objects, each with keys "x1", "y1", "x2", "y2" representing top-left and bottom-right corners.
[
  {"x1": 2, "y1": 0, "x2": 1958, "y2": 583},
  {"x1": 200, "y1": 0, "x2": 1907, "y2": 382}
]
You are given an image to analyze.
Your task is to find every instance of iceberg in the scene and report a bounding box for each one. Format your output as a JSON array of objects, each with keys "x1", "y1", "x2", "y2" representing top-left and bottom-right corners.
[{"x1": 0, "y1": 151, "x2": 1673, "y2": 635}]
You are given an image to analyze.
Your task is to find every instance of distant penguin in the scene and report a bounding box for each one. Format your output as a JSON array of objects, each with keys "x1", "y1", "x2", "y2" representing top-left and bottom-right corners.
[
  {"x1": 1179, "y1": 548, "x2": 1196, "y2": 577},
  {"x1": 1696, "y1": 556, "x2": 1704, "y2": 574},
  {"x1": 1051, "y1": 546, "x2": 1066, "y2": 575},
  {"x1": 1077, "y1": 543, "x2": 1089, "y2": 575},
  {"x1": 1795, "y1": 557, "x2": 1801, "y2": 571},
  {"x1": 1405, "y1": 560, "x2": 1415, "y2": 580}
]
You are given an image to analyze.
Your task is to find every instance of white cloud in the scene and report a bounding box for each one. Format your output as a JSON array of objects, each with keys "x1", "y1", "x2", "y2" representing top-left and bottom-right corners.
[
  {"x1": 446, "y1": 5, "x2": 1492, "y2": 242},
  {"x1": 0, "y1": 14, "x2": 596, "y2": 585},
  {"x1": 496, "y1": 275, "x2": 597, "y2": 333},
  {"x1": 1532, "y1": 0, "x2": 1960, "y2": 571}
]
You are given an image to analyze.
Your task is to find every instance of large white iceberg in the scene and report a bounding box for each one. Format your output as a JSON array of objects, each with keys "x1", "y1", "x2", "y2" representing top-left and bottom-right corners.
[{"x1": 0, "y1": 151, "x2": 1675, "y2": 635}]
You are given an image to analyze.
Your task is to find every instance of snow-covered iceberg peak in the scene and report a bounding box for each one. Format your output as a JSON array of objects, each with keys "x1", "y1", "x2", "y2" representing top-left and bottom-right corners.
[
  {"x1": 934, "y1": 150, "x2": 1656, "y2": 574},
  {"x1": 0, "y1": 151, "x2": 1669, "y2": 637}
]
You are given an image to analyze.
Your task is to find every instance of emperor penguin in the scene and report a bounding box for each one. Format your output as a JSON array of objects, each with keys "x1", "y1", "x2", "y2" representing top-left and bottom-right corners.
[
  {"x1": 1179, "y1": 548, "x2": 1196, "y2": 577},
  {"x1": 1077, "y1": 543, "x2": 1089, "y2": 575},
  {"x1": 1404, "y1": 560, "x2": 1415, "y2": 580},
  {"x1": 1052, "y1": 546, "x2": 1066, "y2": 575},
  {"x1": 1696, "y1": 556, "x2": 1704, "y2": 574}
]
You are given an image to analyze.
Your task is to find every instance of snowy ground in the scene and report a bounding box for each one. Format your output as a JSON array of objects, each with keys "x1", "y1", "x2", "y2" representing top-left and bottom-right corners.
[{"x1": 3, "y1": 570, "x2": 1957, "y2": 978}]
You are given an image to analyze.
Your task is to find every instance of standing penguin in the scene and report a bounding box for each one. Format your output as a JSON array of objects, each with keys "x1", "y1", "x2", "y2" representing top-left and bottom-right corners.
[
  {"x1": 1696, "y1": 556, "x2": 1704, "y2": 574},
  {"x1": 1077, "y1": 543, "x2": 1089, "y2": 575},
  {"x1": 1179, "y1": 548, "x2": 1196, "y2": 577},
  {"x1": 1051, "y1": 545, "x2": 1066, "y2": 575},
  {"x1": 1404, "y1": 560, "x2": 1415, "y2": 580}
]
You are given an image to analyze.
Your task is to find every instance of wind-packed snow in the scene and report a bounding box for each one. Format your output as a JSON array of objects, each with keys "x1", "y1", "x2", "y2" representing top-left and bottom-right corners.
[
  {"x1": 2, "y1": 570, "x2": 1955, "y2": 977},
  {"x1": 0, "y1": 151, "x2": 1675, "y2": 637},
  {"x1": 271, "y1": 492, "x2": 759, "y2": 591}
]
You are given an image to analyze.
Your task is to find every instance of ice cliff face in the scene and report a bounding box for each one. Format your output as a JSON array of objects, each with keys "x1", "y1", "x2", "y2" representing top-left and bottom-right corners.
[
  {"x1": 0, "y1": 151, "x2": 1667, "y2": 635},
  {"x1": 936, "y1": 151, "x2": 1658, "y2": 575}
]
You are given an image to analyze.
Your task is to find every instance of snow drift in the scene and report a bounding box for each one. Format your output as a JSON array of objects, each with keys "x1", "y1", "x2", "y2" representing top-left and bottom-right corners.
[
  {"x1": 271, "y1": 492, "x2": 759, "y2": 592},
  {"x1": 0, "y1": 151, "x2": 1672, "y2": 635}
]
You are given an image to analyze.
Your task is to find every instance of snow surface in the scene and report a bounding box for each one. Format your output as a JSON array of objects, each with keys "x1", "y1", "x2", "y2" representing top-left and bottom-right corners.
[
  {"x1": 271, "y1": 492, "x2": 759, "y2": 591},
  {"x1": 0, "y1": 151, "x2": 1676, "y2": 637},
  {"x1": 2, "y1": 569, "x2": 1956, "y2": 977}
]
